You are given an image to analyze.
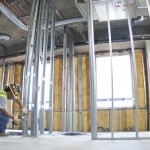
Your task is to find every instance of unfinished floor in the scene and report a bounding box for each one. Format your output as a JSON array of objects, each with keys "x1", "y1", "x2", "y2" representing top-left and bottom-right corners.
[{"x1": 1, "y1": 132, "x2": 150, "y2": 150}]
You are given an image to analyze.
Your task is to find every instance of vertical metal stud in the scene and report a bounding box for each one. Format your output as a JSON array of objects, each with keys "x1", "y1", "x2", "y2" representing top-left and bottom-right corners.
[
  {"x1": 62, "y1": 26, "x2": 68, "y2": 132},
  {"x1": 49, "y1": 7, "x2": 56, "y2": 134},
  {"x1": 31, "y1": 0, "x2": 45, "y2": 137},
  {"x1": 78, "y1": 54, "x2": 82, "y2": 131},
  {"x1": 87, "y1": 0, "x2": 97, "y2": 140},
  {"x1": 39, "y1": 0, "x2": 48, "y2": 135},
  {"x1": 10, "y1": 64, "x2": 15, "y2": 129},
  {"x1": 5, "y1": 62, "x2": 12, "y2": 128},
  {"x1": 106, "y1": 0, "x2": 114, "y2": 139},
  {"x1": 5, "y1": 62, "x2": 10, "y2": 86},
  {"x1": 1, "y1": 59, "x2": 5, "y2": 89},
  {"x1": 71, "y1": 34, "x2": 75, "y2": 132},
  {"x1": 22, "y1": 0, "x2": 40, "y2": 136},
  {"x1": 68, "y1": 38, "x2": 72, "y2": 131},
  {"x1": 145, "y1": 41, "x2": 150, "y2": 130},
  {"x1": 146, "y1": 0, "x2": 150, "y2": 16},
  {"x1": 67, "y1": 31, "x2": 75, "y2": 132},
  {"x1": 125, "y1": 0, "x2": 139, "y2": 138}
]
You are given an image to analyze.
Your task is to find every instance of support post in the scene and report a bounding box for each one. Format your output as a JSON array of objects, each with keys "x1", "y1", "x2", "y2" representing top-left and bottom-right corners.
[
  {"x1": 146, "y1": 0, "x2": 150, "y2": 16},
  {"x1": 87, "y1": 0, "x2": 97, "y2": 140},
  {"x1": 62, "y1": 25, "x2": 68, "y2": 132},
  {"x1": 1, "y1": 59, "x2": 5, "y2": 89},
  {"x1": 5, "y1": 63, "x2": 10, "y2": 86},
  {"x1": 71, "y1": 34, "x2": 75, "y2": 132},
  {"x1": 39, "y1": 0, "x2": 48, "y2": 135},
  {"x1": 146, "y1": 40, "x2": 150, "y2": 130},
  {"x1": 67, "y1": 31, "x2": 75, "y2": 132},
  {"x1": 106, "y1": 0, "x2": 114, "y2": 138},
  {"x1": 10, "y1": 64, "x2": 15, "y2": 129},
  {"x1": 78, "y1": 54, "x2": 82, "y2": 131},
  {"x1": 125, "y1": 0, "x2": 139, "y2": 138},
  {"x1": 22, "y1": 0, "x2": 39, "y2": 136},
  {"x1": 31, "y1": 0, "x2": 45, "y2": 137},
  {"x1": 5, "y1": 62, "x2": 12, "y2": 128},
  {"x1": 49, "y1": 7, "x2": 56, "y2": 134}
]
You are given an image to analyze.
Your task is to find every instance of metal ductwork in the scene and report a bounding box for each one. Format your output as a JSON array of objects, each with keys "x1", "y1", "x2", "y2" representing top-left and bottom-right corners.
[
  {"x1": 75, "y1": 0, "x2": 150, "y2": 22},
  {"x1": 0, "y1": 2, "x2": 28, "y2": 30},
  {"x1": 136, "y1": 0, "x2": 150, "y2": 16},
  {"x1": 75, "y1": 0, "x2": 137, "y2": 22}
]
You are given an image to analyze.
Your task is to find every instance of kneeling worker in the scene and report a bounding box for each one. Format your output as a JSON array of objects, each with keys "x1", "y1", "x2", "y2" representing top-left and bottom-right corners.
[{"x1": 0, "y1": 84, "x2": 28, "y2": 136}]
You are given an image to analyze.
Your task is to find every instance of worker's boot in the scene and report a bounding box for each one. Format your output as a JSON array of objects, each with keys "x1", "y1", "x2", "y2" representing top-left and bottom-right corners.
[{"x1": 0, "y1": 132, "x2": 9, "y2": 136}]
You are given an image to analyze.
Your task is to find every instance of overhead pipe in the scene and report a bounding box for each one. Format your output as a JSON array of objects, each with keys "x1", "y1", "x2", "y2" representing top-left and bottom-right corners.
[
  {"x1": 47, "y1": 17, "x2": 86, "y2": 28},
  {"x1": 0, "y1": 2, "x2": 28, "y2": 30},
  {"x1": 0, "y1": 33, "x2": 11, "y2": 40},
  {"x1": 132, "y1": 16, "x2": 147, "y2": 25}
]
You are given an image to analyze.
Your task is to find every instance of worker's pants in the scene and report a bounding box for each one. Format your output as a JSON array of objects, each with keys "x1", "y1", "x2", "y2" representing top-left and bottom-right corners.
[{"x1": 0, "y1": 112, "x2": 9, "y2": 133}]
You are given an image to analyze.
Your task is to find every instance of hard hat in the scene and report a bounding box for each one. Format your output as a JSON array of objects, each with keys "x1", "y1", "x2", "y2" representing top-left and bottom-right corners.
[{"x1": 5, "y1": 84, "x2": 21, "y2": 97}]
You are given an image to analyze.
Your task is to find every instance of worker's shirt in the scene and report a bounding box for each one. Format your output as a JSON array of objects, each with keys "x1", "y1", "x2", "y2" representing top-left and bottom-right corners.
[{"x1": 0, "y1": 90, "x2": 7, "y2": 109}]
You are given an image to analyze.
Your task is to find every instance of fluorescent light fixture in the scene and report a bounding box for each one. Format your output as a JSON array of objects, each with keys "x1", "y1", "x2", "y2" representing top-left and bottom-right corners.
[{"x1": 0, "y1": 2, "x2": 28, "y2": 31}]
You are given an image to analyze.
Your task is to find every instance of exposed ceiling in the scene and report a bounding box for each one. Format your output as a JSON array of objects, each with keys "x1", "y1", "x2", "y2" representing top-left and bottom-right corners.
[{"x1": 0, "y1": 0, "x2": 150, "y2": 62}]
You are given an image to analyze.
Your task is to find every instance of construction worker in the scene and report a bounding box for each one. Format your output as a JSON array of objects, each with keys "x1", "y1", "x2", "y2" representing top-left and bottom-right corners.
[{"x1": 0, "y1": 84, "x2": 27, "y2": 136}]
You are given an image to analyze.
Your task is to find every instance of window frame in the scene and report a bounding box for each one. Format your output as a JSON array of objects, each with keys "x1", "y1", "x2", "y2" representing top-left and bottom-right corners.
[{"x1": 95, "y1": 51, "x2": 134, "y2": 109}]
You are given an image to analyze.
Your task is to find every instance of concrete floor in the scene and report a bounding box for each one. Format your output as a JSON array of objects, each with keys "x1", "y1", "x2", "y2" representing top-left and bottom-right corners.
[{"x1": 1, "y1": 132, "x2": 150, "y2": 150}]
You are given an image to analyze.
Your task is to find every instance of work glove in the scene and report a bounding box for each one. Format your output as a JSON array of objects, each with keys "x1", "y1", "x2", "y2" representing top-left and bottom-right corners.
[
  {"x1": 12, "y1": 116, "x2": 21, "y2": 125},
  {"x1": 21, "y1": 107, "x2": 28, "y2": 115}
]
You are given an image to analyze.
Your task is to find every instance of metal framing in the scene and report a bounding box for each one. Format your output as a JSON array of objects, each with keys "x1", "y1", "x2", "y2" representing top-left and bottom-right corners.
[
  {"x1": 146, "y1": 0, "x2": 150, "y2": 16},
  {"x1": 78, "y1": 54, "x2": 82, "y2": 131},
  {"x1": 39, "y1": 0, "x2": 48, "y2": 135},
  {"x1": 19, "y1": 0, "x2": 150, "y2": 139},
  {"x1": 1, "y1": 59, "x2": 5, "y2": 89},
  {"x1": 31, "y1": 0, "x2": 44, "y2": 137},
  {"x1": 48, "y1": 7, "x2": 56, "y2": 134},
  {"x1": 10, "y1": 64, "x2": 15, "y2": 129},
  {"x1": 88, "y1": 0, "x2": 143, "y2": 140},
  {"x1": 141, "y1": 51, "x2": 147, "y2": 131},
  {"x1": 146, "y1": 40, "x2": 150, "y2": 131},
  {"x1": 125, "y1": 0, "x2": 139, "y2": 138},
  {"x1": 62, "y1": 26, "x2": 68, "y2": 132},
  {"x1": 5, "y1": 62, "x2": 12, "y2": 128},
  {"x1": 87, "y1": 0, "x2": 97, "y2": 140},
  {"x1": 5, "y1": 62, "x2": 10, "y2": 86},
  {"x1": 21, "y1": 0, "x2": 57, "y2": 137},
  {"x1": 67, "y1": 31, "x2": 75, "y2": 132},
  {"x1": 22, "y1": 0, "x2": 39, "y2": 136},
  {"x1": 106, "y1": 0, "x2": 114, "y2": 139}
]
